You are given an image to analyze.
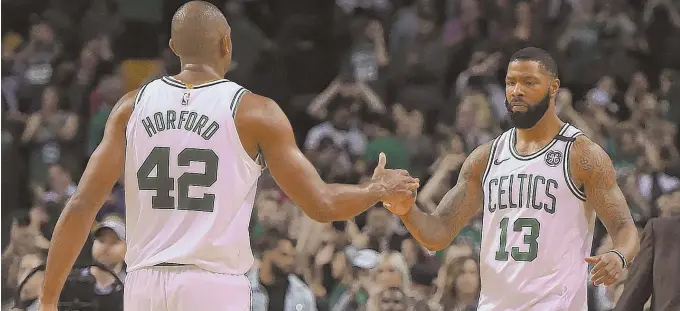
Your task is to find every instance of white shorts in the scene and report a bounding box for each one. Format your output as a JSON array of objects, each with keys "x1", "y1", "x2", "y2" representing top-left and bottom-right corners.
[{"x1": 124, "y1": 266, "x2": 251, "y2": 311}]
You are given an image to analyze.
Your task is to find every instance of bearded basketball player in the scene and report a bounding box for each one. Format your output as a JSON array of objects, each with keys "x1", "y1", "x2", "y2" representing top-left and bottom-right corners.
[
  {"x1": 385, "y1": 47, "x2": 640, "y2": 311},
  {"x1": 38, "y1": 2, "x2": 418, "y2": 310}
]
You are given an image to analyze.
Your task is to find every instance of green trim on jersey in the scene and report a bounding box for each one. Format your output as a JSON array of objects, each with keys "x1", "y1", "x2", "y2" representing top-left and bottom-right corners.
[
  {"x1": 231, "y1": 88, "x2": 249, "y2": 118},
  {"x1": 508, "y1": 123, "x2": 570, "y2": 161},
  {"x1": 563, "y1": 131, "x2": 587, "y2": 201},
  {"x1": 161, "y1": 76, "x2": 230, "y2": 89}
]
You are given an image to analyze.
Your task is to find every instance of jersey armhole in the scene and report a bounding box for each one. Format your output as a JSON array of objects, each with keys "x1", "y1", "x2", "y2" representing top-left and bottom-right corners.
[
  {"x1": 229, "y1": 88, "x2": 263, "y2": 172},
  {"x1": 125, "y1": 81, "x2": 152, "y2": 140},
  {"x1": 563, "y1": 132, "x2": 587, "y2": 201},
  {"x1": 231, "y1": 88, "x2": 249, "y2": 118}
]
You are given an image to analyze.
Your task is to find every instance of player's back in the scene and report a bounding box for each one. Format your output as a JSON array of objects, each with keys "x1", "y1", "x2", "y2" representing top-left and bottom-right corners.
[
  {"x1": 124, "y1": 76, "x2": 261, "y2": 275},
  {"x1": 479, "y1": 124, "x2": 595, "y2": 311}
]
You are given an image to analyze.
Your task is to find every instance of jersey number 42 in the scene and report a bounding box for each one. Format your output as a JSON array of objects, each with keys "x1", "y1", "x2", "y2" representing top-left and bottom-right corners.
[
  {"x1": 137, "y1": 146, "x2": 218, "y2": 212},
  {"x1": 495, "y1": 217, "x2": 540, "y2": 262}
]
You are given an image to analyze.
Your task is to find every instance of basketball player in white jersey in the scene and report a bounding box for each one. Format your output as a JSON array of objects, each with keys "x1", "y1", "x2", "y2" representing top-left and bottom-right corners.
[
  {"x1": 38, "y1": 2, "x2": 419, "y2": 310},
  {"x1": 384, "y1": 47, "x2": 640, "y2": 311}
]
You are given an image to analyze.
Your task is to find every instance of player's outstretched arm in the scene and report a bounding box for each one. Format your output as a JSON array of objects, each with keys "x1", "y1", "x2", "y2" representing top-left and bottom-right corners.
[
  {"x1": 236, "y1": 93, "x2": 419, "y2": 223},
  {"x1": 39, "y1": 90, "x2": 135, "y2": 309},
  {"x1": 391, "y1": 141, "x2": 492, "y2": 251},
  {"x1": 571, "y1": 136, "x2": 640, "y2": 286}
]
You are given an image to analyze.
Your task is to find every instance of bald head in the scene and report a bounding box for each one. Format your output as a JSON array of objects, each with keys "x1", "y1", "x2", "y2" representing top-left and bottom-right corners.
[{"x1": 170, "y1": 1, "x2": 230, "y2": 60}]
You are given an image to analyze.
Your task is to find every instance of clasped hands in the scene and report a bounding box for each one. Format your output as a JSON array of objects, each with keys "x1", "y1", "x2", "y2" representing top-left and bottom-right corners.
[{"x1": 371, "y1": 152, "x2": 419, "y2": 216}]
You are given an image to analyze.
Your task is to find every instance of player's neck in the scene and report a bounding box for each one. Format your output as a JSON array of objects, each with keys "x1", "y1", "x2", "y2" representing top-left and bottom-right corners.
[
  {"x1": 514, "y1": 111, "x2": 564, "y2": 143},
  {"x1": 173, "y1": 62, "x2": 225, "y2": 84}
]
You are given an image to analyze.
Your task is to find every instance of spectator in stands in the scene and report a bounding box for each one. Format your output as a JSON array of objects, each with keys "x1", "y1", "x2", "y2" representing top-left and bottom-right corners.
[
  {"x1": 305, "y1": 93, "x2": 369, "y2": 157},
  {"x1": 408, "y1": 263, "x2": 437, "y2": 310},
  {"x1": 393, "y1": 107, "x2": 435, "y2": 180},
  {"x1": 97, "y1": 176, "x2": 125, "y2": 221},
  {"x1": 41, "y1": 164, "x2": 76, "y2": 206},
  {"x1": 79, "y1": 0, "x2": 122, "y2": 42},
  {"x1": 21, "y1": 86, "x2": 78, "y2": 187},
  {"x1": 330, "y1": 246, "x2": 379, "y2": 311},
  {"x1": 430, "y1": 256, "x2": 480, "y2": 311},
  {"x1": 12, "y1": 21, "x2": 61, "y2": 108},
  {"x1": 249, "y1": 229, "x2": 317, "y2": 311},
  {"x1": 326, "y1": 248, "x2": 354, "y2": 309},
  {"x1": 370, "y1": 286, "x2": 410, "y2": 311},
  {"x1": 364, "y1": 114, "x2": 410, "y2": 172},
  {"x1": 2, "y1": 208, "x2": 49, "y2": 295},
  {"x1": 373, "y1": 252, "x2": 410, "y2": 292},
  {"x1": 390, "y1": 7, "x2": 449, "y2": 115},
  {"x1": 88, "y1": 73, "x2": 123, "y2": 154},
  {"x1": 78, "y1": 216, "x2": 126, "y2": 311}
]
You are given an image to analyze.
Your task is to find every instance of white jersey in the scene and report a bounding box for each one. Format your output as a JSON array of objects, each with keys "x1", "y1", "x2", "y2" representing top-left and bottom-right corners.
[
  {"x1": 478, "y1": 123, "x2": 595, "y2": 311},
  {"x1": 124, "y1": 76, "x2": 262, "y2": 275}
]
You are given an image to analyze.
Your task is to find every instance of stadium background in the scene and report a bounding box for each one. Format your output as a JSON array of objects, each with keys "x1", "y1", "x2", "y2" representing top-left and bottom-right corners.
[{"x1": 2, "y1": 0, "x2": 679, "y2": 310}]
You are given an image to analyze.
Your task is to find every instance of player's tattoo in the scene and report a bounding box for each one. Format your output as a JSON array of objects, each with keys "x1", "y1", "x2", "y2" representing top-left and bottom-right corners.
[
  {"x1": 571, "y1": 137, "x2": 632, "y2": 231},
  {"x1": 431, "y1": 142, "x2": 491, "y2": 235}
]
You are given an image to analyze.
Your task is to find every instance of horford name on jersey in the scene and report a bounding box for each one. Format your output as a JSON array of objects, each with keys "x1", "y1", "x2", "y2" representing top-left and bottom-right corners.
[{"x1": 140, "y1": 110, "x2": 220, "y2": 140}]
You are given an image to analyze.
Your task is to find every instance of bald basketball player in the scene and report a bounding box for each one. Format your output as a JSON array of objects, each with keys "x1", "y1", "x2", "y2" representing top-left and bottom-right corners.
[{"x1": 38, "y1": 2, "x2": 418, "y2": 310}]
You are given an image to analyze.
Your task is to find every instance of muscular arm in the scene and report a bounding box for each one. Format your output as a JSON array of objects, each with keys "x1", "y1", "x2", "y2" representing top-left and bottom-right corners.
[
  {"x1": 236, "y1": 93, "x2": 416, "y2": 223},
  {"x1": 399, "y1": 142, "x2": 491, "y2": 251},
  {"x1": 39, "y1": 91, "x2": 135, "y2": 306},
  {"x1": 571, "y1": 136, "x2": 640, "y2": 263}
]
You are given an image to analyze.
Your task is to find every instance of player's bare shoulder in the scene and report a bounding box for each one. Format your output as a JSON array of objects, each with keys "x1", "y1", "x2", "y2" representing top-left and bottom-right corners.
[
  {"x1": 233, "y1": 92, "x2": 285, "y2": 127},
  {"x1": 568, "y1": 135, "x2": 617, "y2": 189},
  {"x1": 233, "y1": 92, "x2": 291, "y2": 156},
  {"x1": 234, "y1": 92, "x2": 278, "y2": 116},
  {"x1": 109, "y1": 88, "x2": 140, "y2": 130},
  {"x1": 463, "y1": 140, "x2": 496, "y2": 182}
]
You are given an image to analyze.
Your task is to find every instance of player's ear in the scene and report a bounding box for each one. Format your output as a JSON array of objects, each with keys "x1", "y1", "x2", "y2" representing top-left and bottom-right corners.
[
  {"x1": 549, "y1": 78, "x2": 560, "y2": 97},
  {"x1": 169, "y1": 39, "x2": 178, "y2": 56},
  {"x1": 220, "y1": 35, "x2": 231, "y2": 57}
]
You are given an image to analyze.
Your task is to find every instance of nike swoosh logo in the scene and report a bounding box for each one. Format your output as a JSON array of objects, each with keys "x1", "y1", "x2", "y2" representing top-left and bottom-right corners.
[{"x1": 494, "y1": 158, "x2": 510, "y2": 165}]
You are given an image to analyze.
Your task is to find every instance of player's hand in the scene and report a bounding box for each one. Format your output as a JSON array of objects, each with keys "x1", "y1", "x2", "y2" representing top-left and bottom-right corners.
[
  {"x1": 382, "y1": 181, "x2": 417, "y2": 216},
  {"x1": 585, "y1": 251, "x2": 624, "y2": 286},
  {"x1": 382, "y1": 193, "x2": 416, "y2": 216},
  {"x1": 371, "y1": 152, "x2": 419, "y2": 203}
]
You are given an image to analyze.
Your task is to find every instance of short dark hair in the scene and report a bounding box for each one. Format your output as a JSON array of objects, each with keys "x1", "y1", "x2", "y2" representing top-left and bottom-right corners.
[{"x1": 510, "y1": 47, "x2": 558, "y2": 77}]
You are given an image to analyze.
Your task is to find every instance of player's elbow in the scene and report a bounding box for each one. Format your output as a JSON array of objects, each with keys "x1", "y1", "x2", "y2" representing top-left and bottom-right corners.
[
  {"x1": 309, "y1": 210, "x2": 333, "y2": 223},
  {"x1": 415, "y1": 231, "x2": 454, "y2": 252},
  {"x1": 423, "y1": 243, "x2": 448, "y2": 252},
  {"x1": 425, "y1": 236, "x2": 455, "y2": 252}
]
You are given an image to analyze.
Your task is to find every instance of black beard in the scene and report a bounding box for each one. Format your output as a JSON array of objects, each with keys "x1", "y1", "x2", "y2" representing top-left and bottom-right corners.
[
  {"x1": 505, "y1": 91, "x2": 551, "y2": 129},
  {"x1": 271, "y1": 262, "x2": 289, "y2": 279}
]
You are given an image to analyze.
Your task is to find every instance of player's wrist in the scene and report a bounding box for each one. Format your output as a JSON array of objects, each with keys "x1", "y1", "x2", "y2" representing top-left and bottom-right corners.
[
  {"x1": 367, "y1": 179, "x2": 388, "y2": 202},
  {"x1": 607, "y1": 249, "x2": 627, "y2": 269}
]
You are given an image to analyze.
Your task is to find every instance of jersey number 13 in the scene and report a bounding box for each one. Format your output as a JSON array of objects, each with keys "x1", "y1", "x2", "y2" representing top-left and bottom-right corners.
[
  {"x1": 137, "y1": 146, "x2": 218, "y2": 212},
  {"x1": 495, "y1": 217, "x2": 540, "y2": 262}
]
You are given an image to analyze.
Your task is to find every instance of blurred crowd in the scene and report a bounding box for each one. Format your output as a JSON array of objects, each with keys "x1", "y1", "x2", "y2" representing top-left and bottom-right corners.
[{"x1": 2, "y1": 0, "x2": 680, "y2": 310}]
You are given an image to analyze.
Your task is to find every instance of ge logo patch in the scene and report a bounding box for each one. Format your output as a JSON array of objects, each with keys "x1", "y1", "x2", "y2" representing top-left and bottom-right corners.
[{"x1": 545, "y1": 150, "x2": 562, "y2": 167}]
